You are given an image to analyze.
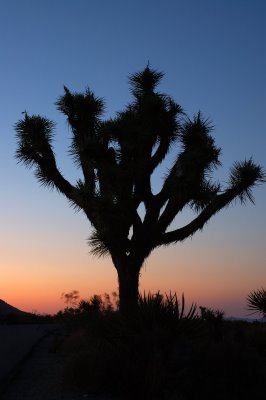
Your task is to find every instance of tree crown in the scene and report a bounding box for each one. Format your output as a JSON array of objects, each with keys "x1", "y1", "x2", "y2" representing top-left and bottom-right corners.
[{"x1": 15, "y1": 66, "x2": 265, "y2": 262}]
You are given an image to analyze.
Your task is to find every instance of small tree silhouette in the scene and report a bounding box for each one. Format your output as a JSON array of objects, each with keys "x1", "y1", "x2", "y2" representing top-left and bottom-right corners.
[
  {"x1": 61, "y1": 290, "x2": 80, "y2": 308},
  {"x1": 15, "y1": 66, "x2": 265, "y2": 314},
  {"x1": 247, "y1": 288, "x2": 266, "y2": 318}
]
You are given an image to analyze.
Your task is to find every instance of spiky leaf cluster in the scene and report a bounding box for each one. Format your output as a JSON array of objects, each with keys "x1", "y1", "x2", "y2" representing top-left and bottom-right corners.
[{"x1": 247, "y1": 288, "x2": 266, "y2": 317}]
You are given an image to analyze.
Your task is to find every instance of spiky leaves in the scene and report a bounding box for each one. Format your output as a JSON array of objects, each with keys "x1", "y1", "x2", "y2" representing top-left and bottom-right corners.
[
  {"x1": 88, "y1": 230, "x2": 111, "y2": 258},
  {"x1": 247, "y1": 288, "x2": 266, "y2": 317},
  {"x1": 57, "y1": 86, "x2": 104, "y2": 120},
  {"x1": 15, "y1": 114, "x2": 76, "y2": 201},
  {"x1": 56, "y1": 87, "x2": 105, "y2": 191},
  {"x1": 155, "y1": 113, "x2": 221, "y2": 234},
  {"x1": 15, "y1": 113, "x2": 55, "y2": 168},
  {"x1": 137, "y1": 291, "x2": 198, "y2": 328},
  {"x1": 157, "y1": 160, "x2": 265, "y2": 247},
  {"x1": 109, "y1": 66, "x2": 183, "y2": 209},
  {"x1": 229, "y1": 159, "x2": 265, "y2": 204},
  {"x1": 129, "y1": 65, "x2": 164, "y2": 98},
  {"x1": 157, "y1": 157, "x2": 265, "y2": 247},
  {"x1": 153, "y1": 114, "x2": 265, "y2": 248}
]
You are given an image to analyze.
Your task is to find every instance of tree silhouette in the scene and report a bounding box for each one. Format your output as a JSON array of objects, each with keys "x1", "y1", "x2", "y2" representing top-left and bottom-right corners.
[{"x1": 15, "y1": 66, "x2": 265, "y2": 314}]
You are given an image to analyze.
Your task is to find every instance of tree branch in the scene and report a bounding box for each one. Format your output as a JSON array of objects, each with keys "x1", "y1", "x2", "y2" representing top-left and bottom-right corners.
[
  {"x1": 34, "y1": 149, "x2": 78, "y2": 201},
  {"x1": 157, "y1": 188, "x2": 238, "y2": 246}
]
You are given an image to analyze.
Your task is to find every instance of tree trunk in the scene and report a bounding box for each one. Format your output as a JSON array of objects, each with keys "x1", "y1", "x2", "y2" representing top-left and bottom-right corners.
[{"x1": 115, "y1": 260, "x2": 141, "y2": 315}]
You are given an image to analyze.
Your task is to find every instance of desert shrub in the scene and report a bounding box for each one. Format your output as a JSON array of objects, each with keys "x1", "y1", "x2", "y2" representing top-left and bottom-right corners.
[
  {"x1": 79, "y1": 292, "x2": 118, "y2": 315},
  {"x1": 62, "y1": 292, "x2": 200, "y2": 399},
  {"x1": 61, "y1": 290, "x2": 80, "y2": 308},
  {"x1": 199, "y1": 306, "x2": 224, "y2": 322},
  {"x1": 55, "y1": 292, "x2": 119, "y2": 331},
  {"x1": 61, "y1": 294, "x2": 266, "y2": 399},
  {"x1": 199, "y1": 306, "x2": 225, "y2": 341}
]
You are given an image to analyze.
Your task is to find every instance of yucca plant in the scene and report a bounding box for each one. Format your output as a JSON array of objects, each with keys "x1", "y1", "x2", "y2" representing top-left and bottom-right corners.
[
  {"x1": 135, "y1": 291, "x2": 198, "y2": 332},
  {"x1": 247, "y1": 288, "x2": 266, "y2": 318}
]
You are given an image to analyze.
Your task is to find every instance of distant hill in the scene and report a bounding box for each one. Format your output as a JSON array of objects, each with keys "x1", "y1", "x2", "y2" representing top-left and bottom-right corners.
[{"x1": 0, "y1": 299, "x2": 30, "y2": 316}]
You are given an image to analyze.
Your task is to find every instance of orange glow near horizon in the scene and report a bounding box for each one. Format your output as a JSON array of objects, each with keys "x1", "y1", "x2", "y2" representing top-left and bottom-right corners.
[{"x1": 1, "y1": 232, "x2": 264, "y2": 318}]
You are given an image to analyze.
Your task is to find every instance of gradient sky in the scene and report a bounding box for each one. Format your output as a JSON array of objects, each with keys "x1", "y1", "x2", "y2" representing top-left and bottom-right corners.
[{"x1": 0, "y1": 0, "x2": 265, "y2": 317}]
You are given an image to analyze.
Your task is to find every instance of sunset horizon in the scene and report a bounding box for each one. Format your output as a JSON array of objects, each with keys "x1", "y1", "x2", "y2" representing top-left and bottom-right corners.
[{"x1": 1, "y1": 1, "x2": 265, "y2": 323}]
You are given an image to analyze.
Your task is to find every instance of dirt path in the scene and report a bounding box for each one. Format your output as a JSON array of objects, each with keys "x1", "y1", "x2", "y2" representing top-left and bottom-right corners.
[
  {"x1": 2, "y1": 329, "x2": 74, "y2": 400},
  {"x1": 0, "y1": 324, "x2": 54, "y2": 387},
  {"x1": 1, "y1": 329, "x2": 111, "y2": 400}
]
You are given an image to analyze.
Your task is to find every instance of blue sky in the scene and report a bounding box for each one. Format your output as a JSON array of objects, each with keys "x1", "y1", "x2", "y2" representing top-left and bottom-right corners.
[{"x1": 0, "y1": 0, "x2": 265, "y2": 316}]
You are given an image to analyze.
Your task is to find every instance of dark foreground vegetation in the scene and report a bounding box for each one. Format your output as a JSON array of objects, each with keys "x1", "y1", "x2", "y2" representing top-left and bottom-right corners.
[{"x1": 55, "y1": 293, "x2": 265, "y2": 400}]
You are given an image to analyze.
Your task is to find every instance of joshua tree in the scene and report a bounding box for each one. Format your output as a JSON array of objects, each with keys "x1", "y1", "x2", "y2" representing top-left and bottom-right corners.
[{"x1": 15, "y1": 66, "x2": 265, "y2": 314}]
